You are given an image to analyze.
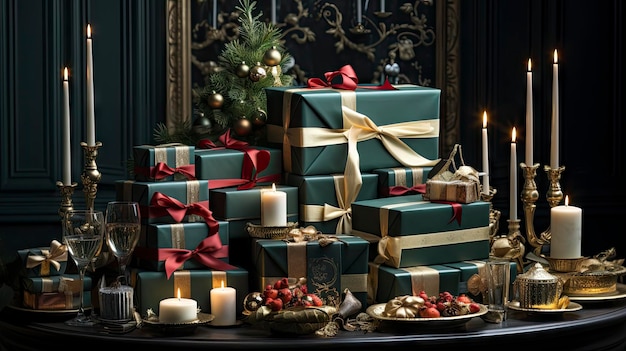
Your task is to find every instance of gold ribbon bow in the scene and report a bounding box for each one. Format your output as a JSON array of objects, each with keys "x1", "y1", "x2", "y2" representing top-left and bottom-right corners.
[
  {"x1": 26, "y1": 240, "x2": 68, "y2": 276},
  {"x1": 288, "y1": 226, "x2": 339, "y2": 247}
]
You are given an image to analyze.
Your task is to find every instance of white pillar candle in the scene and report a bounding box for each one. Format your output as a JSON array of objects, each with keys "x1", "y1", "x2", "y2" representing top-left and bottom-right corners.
[
  {"x1": 210, "y1": 281, "x2": 237, "y2": 326},
  {"x1": 481, "y1": 111, "x2": 490, "y2": 195},
  {"x1": 550, "y1": 195, "x2": 582, "y2": 259},
  {"x1": 261, "y1": 183, "x2": 287, "y2": 226},
  {"x1": 86, "y1": 24, "x2": 96, "y2": 146},
  {"x1": 550, "y1": 49, "x2": 559, "y2": 169},
  {"x1": 510, "y1": 127, "x2": 518, "y2": 220},
  {"x1": 525, "y1": 59, "x2": 534, "y2": 166},
  {"x1": 357, "y1": 0, "x2": 362, "y2": 23},
  {"x1": 62, "y1": 67, "x2": 72, "y2": 186},
  {"x1": 158, "y1": 288, "x2": 198, "y2": 323}
]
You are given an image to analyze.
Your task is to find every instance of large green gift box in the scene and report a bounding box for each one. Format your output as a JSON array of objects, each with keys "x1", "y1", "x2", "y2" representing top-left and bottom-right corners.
[
  {"x1": 130, "y1": 267, "x2": 249, "y2": 317},
  {"x1": 372, "y1": 166, "x2": 433, "y2": 197},
  {"x1": 252, "y1": 235, "x2": 369, "y2": 310},
  {"x1": 18, "y1": 240, "x2": 68, "y2": 277},
  {"x1": 115, "y1": 179, "x2": 210, "y2": 225},
  {"x1": 368, "y1": 262, "x2": 460, "y2": 304},
  {"x1": 283, "y1": 172, "x2": 378, "y2": 234},
  {"x1": 443, "y1": 260, "x2": 517, "y2": 302},
  {"x1": 351, "y1": 194, "x2": 491, "y2": 268},
  {"x1": 133, "y1": 221, "x2": 230, "y2": 272},
  {"x1": 195, "y1": 146, "x2": 282, "y2": 188},
  {"x1": 265, "y1": 85, "x2": 440, "y2": 176},
  {"x1": 133, "y1": 144, "x2": 195, "y2": 182},
  {"x1": 21, "y1": 274, "x2": 91, "y2": 293}
]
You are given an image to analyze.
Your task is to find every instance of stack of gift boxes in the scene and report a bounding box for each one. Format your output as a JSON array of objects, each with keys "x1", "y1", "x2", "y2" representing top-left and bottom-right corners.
[{"x1": 118, "y1": 78, "x2": 517, "y2": 319}]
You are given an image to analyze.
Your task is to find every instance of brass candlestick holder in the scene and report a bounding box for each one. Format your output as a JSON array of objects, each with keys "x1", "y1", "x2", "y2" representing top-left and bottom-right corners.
[
  {"x1": 80, "y1": 141, "x2": 102, "y2": 210},
  {"x1": 56, "y1": 181, "x2": 78, "y2": 219},
  {"x1": 481, "y1": 187, "x2": 500, "y2": 240}
]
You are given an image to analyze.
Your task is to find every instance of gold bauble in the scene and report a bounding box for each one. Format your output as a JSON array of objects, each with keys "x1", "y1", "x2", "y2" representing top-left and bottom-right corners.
[
  {"x1": 251, "y1": 108, "x2": 267, "y2": 127},
  {"x1": 263, "y1": 46, "x2": 282, "y2": 66},
  {"x1": 207, "y1": 90, "x2": 224, "y2": 109},
  {"x1": 234, "y1": 117, "x2": 252, "y2": 136},
  {"x1": 235, "y1": 61, "x2": 250, "y2": 78},
  {"x1": 249, "y1": 63, "x2": 267, "y2": 82}
]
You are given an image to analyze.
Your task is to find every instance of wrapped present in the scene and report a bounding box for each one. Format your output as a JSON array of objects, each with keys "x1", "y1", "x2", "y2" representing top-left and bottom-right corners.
[
  {"x1": 351, "y1": 194, "x2": 491, "y2": 268},
  {"x1": 283, "y1": 172, "x2": 378, "y2": 234},
  {"x1": 18, "y1": 240, "x2": 68, "y2": 277},
  {"x1": 133, "y1": 221, "x2": 231, "y2": 272},
  {"x1": 21, "y1": 274, "x2": 90, "y2": 293},
  {"x1": 368, "y1": 262, "x2": 460, "y2": 304},
  {"x1": 23, "y1": 290, "x2": 92, "y2": 310},
  {"x1": 443, "y1": 260, "x2": 517, "y2": 302},
  {"x1": 265, "y1": 71, "x2": 440, "y2": 176},
  {"x1": 373, "y1": 166, "x2": 432, "y2": 197},
  {"x1": 252, "y1": 234, "x2": 369, "y2": 310},
  {"x1": 133, "y1": 144, "x2": 195, "y2": 182},
  {"x1": 22, "y1": 275, "x2": 92, "y2": 310},
  {"x1": 129, "y1": 267, "x2": 249, "y2": 317},
  {"x1": 424, "y1": 179, "x2": 481, "y2": 204}
]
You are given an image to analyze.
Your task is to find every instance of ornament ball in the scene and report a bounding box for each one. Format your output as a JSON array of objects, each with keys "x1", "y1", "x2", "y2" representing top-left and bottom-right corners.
[
  {"x1": 249, "y1": 63, "x2": 267, "y2": 82},
  {"x1": 234, "y1": 117, "x2": 252, "y2": 136},
  {"x1": 263, "y1": 46, "x2": 282, "y2": 67},
  {"x1": 207, "y1": 91, "x2": 224, "y2": 109},
  {"x1": 235, "y1": 62, "x2": 250, "y2": 78},
  {"x1": 251, "y1": 108, "x2": 267, "y2": 127}
]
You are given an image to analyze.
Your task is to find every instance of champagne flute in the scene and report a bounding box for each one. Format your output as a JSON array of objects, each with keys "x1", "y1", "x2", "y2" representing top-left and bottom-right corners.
[
  {"x1": 105, "y1": 201, "x2": 141, "y2": 285},
  {"x1": 62, "y1": 209, "x2": 104, "y2": 327}
]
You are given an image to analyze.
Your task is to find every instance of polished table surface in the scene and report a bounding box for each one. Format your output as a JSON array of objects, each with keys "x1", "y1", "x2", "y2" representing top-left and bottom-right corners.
[{"x1": 1, "y1": 298, "x2": 626, "y2": 351}]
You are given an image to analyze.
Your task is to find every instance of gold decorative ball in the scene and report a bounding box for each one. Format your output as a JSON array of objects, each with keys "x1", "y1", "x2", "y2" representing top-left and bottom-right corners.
[
  {"x1": 234, "y1": 117, "x2": 252, "y2": 136},
  {"x1": 263, "y1": 46, "x2": 282, "y2": 66},
  {"x1": 235, "y1": 61, "x2": 250, "y2": 78},
  {"x1": 206, "y1": 90, "x2": 224, "y2": 109},
  {"x1": 243, "y1": 292, "x2": 264, "y2": 314},
  {"x1": 249, "y1": 63, "x2": 267, "y2": 82},
  {"x1": 251, "y1": 108, "x2": 267, "y2": 127}
]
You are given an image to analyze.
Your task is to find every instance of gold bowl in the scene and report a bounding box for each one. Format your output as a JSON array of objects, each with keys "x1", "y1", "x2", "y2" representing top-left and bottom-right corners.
[
  {"x1": 553, "y1": 265, "x2": 626, "y2": 295},
  {"x1": 541, "y1": 255, "x2": 587, "y2": 273}
]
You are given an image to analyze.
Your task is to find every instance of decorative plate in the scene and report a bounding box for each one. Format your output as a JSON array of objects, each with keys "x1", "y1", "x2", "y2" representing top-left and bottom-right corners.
[
  {"x1": 141, "y1": 312, "x2": 214, "y2": 334},
  {"x1": 366, "y1": 303, "x2": 488, "y2": 327},
  {"x1": 568, "y1": 283, "x2": 626, "y2": 302},
  {"x1": 4, "y1": 303, "x2": 93, "y2": 322},
  {"x1": 507, "y1": 301, "x2": 583, "y2": 314}
]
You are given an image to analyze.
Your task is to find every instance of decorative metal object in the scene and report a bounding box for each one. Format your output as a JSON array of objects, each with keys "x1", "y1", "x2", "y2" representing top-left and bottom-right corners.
[
  {"x1": 56, "y1": 181, "x2": 77, "y2": 219},
  {"x1": 80, "y1": 141, "x2": 102, "y2": 210},
  {"x1": 246, "y1": 222, "x2": 299, "y2": 239}
]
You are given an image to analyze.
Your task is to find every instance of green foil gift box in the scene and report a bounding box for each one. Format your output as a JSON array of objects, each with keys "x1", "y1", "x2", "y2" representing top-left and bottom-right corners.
[
  {"x1": 283, "y1": 172, "x2": 378, "y2": 234},
  {"x1": 18, "y1": 240, "x2": 68, "y2": 277},
  {"x1": 372, "y1": 166, "x2": 433, "y2": 197},
  {"x1": 23, "y1": 290, "x2": 92, "y2": 310},
  {"x1": 252, "y1": 235, "x2": 369, "y2": 310},
  {"x1": 133, "y1": 144, "x2": 196, "y2": 182},
  {"x1": 443, "y1": 260, "x2": 518, "y2": 303},
  {"x1": 21, "y1": 274, "x2": 89, "y2": 293},
  {"x1": 133, "y1": 221, "x2": 230, "y2": 272},
  {"x1": 351, "y1": 194, "x2": 491, "y2": 268},
  {"x1": 265, "y1": 84, "x2": 441, "y2": 176},
  {"x1": 129, "y1": 267, "x2": 249, "y2": 317},
  {"x1": 368, "y1": 262, "x2": 460, "y2": 304},
  {"x1": 21, "y1": 274, "x2": 92, "y2": 310}
]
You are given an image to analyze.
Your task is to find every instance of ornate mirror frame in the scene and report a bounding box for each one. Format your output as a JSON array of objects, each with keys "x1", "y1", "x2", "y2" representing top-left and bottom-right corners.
[{"x1": 165, "y1": 0, "x2": 460, "y2": 153}]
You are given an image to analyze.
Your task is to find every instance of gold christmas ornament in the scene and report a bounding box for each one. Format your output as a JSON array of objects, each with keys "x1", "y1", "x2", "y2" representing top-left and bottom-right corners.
[
  {"x1": 234, "y1": 117, "x2": 252, "y2": 136},
  {"x1": 263, "y1": 46, "x2": 282, "y2": 66},
  {"x1": 235, "y1": 61, "x2": 250, "y2": 78},
  {"x1": 251, "y1": 108, "x2": 267, "y2": 127},
  {"x1": 206, "y1": 90, "x2": 224, "y2": 109},
  {"x1": 249, "y1": 62, "x2": 267, "y2": 82}
]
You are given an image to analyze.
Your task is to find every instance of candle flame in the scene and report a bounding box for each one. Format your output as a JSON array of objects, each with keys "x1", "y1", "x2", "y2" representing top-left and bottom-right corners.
[
  {"x1": 553, "y1": 49, "x2": 558, "y2": 64},
  {"x1": 527, "y1": 58, "x2": 532, "y2": 71},
  {"x1": 565, "y1": 195, "x2": 569, "y2": 206},
  {"x1": 221, "y1": 280, "x2": 225, "y2": 289},
  {"x1": 271, "y1": 183, "x2": 276, "y2": 191},
  {"x1": 87, "y1": 24, "x2": 92, "y2": 38},
  {"x1": 177, "y1": 288, "x2": 181, "y2": 300},
  {"x1": 482, "y1": 111, "x2": 487, "y2": 128},
  {"x1": 63, "y1": 67, "x2": 69, "y2": 81},
  {"x1": 512, "y1": 127, "x2": 517, "y2": 142}
]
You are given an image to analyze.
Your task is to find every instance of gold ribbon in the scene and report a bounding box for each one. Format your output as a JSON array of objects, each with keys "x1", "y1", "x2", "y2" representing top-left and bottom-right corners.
[
  {"x1": 393, "y1": 167, "x2": 428, "y2": 187},
  {"x1": 404, "y1": 266, "x2": 440, "y2": 296},
  {"x1": 300, "y1": 175, "x2": 359, "y2": 234},
  {"x1": 25, "y1": 240, "x2": 67, "y2": 276},
  {"x1": 287, "y1": 242, "x2": 307, "y2": 281},
  {"x1": 212, "y1": 271, "x2": 227, "y2": 289},
  {"x1": 173, "y1": 270, "x2": 192, "y2": 298}
]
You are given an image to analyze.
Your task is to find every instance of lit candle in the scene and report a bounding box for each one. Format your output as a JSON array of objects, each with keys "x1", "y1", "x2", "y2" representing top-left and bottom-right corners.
[
  {"x1": 525, "y1": 58, "x2": 533, "y2": 166},
  {"x1": 158, "y1": 288, "x2": 198, "y2": 324},
  {"x1": 481, "y1": 111, "x2": 490, "y2": 195},
  {"x1": 210, "y1": 281, "x2": 237, "y2": 326},
  {"x1": 510, "y1": 127, "x2": 518, "y2": 220},
  {"x1": 550, "y1": 49, "x2": 559, "y2": 169},
  {"x1": 261, "y1": 183, "x2": 287, "y2": 226},
  {"x1": 62, "y1": 67, "x2": 72, "y2": 186},
  {"x1": 357, "y1": 0, "x2": 362, "y2": 23},
  {"x1": 86, "y1": 24, "x2": 96, "y2": 146},
  {"x1": 550, "y1": 195, "x2": 582, "y2": 259},
  {"x1": 271, "y1": 0, "x2": 276, "y2": 24},
  {"x1": 212, "y1": 0, "x2": 218, "y2": 28},
  {"x1": 381, "y1": 0, "x2": 386, "y2": 12}
]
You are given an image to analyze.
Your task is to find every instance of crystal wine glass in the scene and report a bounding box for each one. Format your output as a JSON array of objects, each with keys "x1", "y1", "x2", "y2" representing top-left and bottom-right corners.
[
  {"x1": 61, "y1": 209, "x2": 104, "y2": 326},
  {"x1": 104, "y1": 201, "x2": 141, "y2": 285}
]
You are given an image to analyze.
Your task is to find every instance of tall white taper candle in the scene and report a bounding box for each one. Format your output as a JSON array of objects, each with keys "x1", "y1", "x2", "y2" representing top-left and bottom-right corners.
[
  {"x1": 550, "y1": 49, "x2": 559, "y2": 169},
  {"x1": 62, "y1": 67, "x2": 72, "y2": 185},
  {"x1": 271, "y1": 0, "x2": 276, "y2": 24},
  {"x1": 86, "y1": 24, "x2": 95, "y2": 146},
  {"x1": 357, "y1": 0, "x2": 362, "y2": 23},
  {"x1": 510, "y1": 127, "x2": 518, "y2": 220},
  {"x1": 525, "y1": 59, "x2": 533, "y2": 166},
  {"x1": 481, "y1": 111, "x2": 490, "y2": 195}
]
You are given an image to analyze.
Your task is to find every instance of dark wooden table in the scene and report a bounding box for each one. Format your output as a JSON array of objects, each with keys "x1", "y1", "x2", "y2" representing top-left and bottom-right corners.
[{"x1": 1, "y1": 299, "x2": 625, "y2": 351}]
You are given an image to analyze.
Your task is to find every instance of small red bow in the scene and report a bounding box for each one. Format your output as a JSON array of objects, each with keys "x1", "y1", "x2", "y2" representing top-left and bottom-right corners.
[
  {"x1": 307, "y1": 65, "x2": 359, "y2": 90},
  {"x1": 157, "y1": 234, "x2": 236, "y2": 279},
  {"x1": 196, "y1": 129, "x2": 250, "y2": 151},
  {"x1": 149, "y1": 192, "x2": 219, "y2": 235},
  {"x1": 388, "y1": 184, "x2": 427, "y2": 196},
  {"x1": 150, "y1": 162, "x2": 196, "y2": 180}
]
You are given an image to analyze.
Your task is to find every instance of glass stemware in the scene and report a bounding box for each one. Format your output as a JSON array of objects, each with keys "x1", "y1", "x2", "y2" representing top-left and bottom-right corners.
[
  {"x1": 61, "y1": 209, "x2": 104, "y2": 326},
  {"x1": 104, "y1": 201, "x2": 141, "y2": 285}
]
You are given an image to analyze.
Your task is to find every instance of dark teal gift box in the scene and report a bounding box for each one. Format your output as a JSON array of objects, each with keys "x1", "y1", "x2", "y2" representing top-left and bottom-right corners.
[
  {"x1": 115, "y1": 179, "x2": 210, "y2": 225},
  {"x1": 443, "y1": 260, "x2": 517, "y2": 302},
  {"x1": 351, "y1": 194, "x2": 491, "y2": 268},
  {"x1": 21, "y1": 274, "x2": 91, "y2": 293},
  {"x1": 133, "y1": 221, "x2": 230, "y2": 272},
  {"x1": 368, "y1": 262, "x2": 460, "y2": 304},
  {"x1": 265, "y1": 85, "x2": 440, "y2": 176},
  {"x1": 283, "y1": 172, "x2": 378, "y2": 234},
  {"x1": 373, "y1": 166, "x2": 433, "y2": 197},
  {"x1": 133, "y1": 144, "x2": 195, "y2": 182},
  {"x1": 252, "y1": 235, "x2": 369, "y2": 310},
  {"x1": 18, "y1": 240, "x2": 68, "y2": 277},
  {"x1": 195, "y1": 146, "x2": 282, "y2": 187},
  {"x1": 130, "y1": 267, "x2": 249, "y2": 317}
]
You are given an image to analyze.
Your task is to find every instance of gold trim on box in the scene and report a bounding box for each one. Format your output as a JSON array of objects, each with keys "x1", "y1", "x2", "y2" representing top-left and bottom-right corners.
[{"x1": 246, "y1": 222, "x2": 299, "y2": 240}]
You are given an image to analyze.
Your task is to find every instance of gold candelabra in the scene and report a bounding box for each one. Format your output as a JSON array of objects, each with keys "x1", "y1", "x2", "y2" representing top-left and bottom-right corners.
[
  {"x1": 56, "y1": 181, "x2": 78, "y2": 219},
  {"x1": 80, "y1": 141, "x2": 102, "y2": 210}
]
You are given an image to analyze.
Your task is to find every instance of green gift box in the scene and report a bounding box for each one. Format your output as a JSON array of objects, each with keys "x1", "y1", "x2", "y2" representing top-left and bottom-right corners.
[
  {"x1": 115, "y1": 179, "x2": 210, "y2": 225},
  {"x1": 351, "y1": 194, "x2": 491, "y2": 268},
  {"x1": 133, "y1": 144, "x2": 195, "y2": 182},
  {"x1": 252, "y1": 235, "x2": 369, "y2": 310},
  {"x1": 133, "y1": 221, "x2": 230, "y2": 272},
  {"x1": 21, "y1": 274, "x2": 91, "y2": 293},
  {"x1": 368, "y1": 262, "x2": 460, "y2": 304},
  {"x1": 283, "y1": 172, "x2": 378, "y2": 234},
  {"x1": 443, "y1": 260, "x2": 518, "y2": 303},
  {"x1": 265, "y1": 85, "x2": 440, "y2": 176},
  {"x1": 372, "y1": 166, "x2": 433, "y2": 197},
  {"x1": 23, "y1": 290, "x2": 92, "y2": 310},
  {"x1": 195, "y1": 146, "x2": 282, "y2": 188},
  {"x1": 130, "y1": 267, "x2": 249, "y2": 317},
  {"x1": 18, "y1": 240, "x2": 68, "y2": 277}
]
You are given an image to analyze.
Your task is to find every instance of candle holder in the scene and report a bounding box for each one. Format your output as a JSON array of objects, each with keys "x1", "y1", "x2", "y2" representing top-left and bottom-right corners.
[
  {"x1": 374, "y1": 11, "x2": 392, "y2": 18},
  {"x1": 489, "y1": 218, "x2": 525, "y2": 274},
  {"x1": 80, "y1": 141, "x2": 102, "y2": 210},
  {"x1": 545, "y1": 165, "x2": 565, "y2": 207},
  {"x1": 56, "y1": 181, "x2": 78, "y2": 219},
  {"x1": 520, "y1": 162, "x2": 548, "y2": 256},
  {"x1": 480, "y1": 187, "x2": 501, "y2": 240},
  {"x1": 246, "y1": 222, "x2": 299, "y2": 240},
  {"x1": 349, "y1": 23, "x2": 370, "y2": 34}
]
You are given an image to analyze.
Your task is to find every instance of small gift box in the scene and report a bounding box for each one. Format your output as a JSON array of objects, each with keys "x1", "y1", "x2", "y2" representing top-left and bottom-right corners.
[
  {"x1": 21, "y1": 275, "x2": 92, "y2": 310},
  {"x1": 21, "y1": 274, "x2": 88, "y2": 293},
  {"x1": 23, "y1": 290, "x2": 92, "y2": 310},
  {"x1": 423, "y1": 144, "x2": 481, "y2": 204},
  {"x1": 133, "y1": 144, "x2": 196, "y2": 182},
  {"x1": 373, "y1": 166, "x2": 433, "y2": 197},
  {"x1": 18, "y1": 240, "x2": 68, "y2": 277}
]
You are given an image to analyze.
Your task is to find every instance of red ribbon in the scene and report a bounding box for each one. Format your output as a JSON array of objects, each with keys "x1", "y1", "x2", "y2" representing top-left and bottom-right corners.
[
  {"x1": 307, "y1": 64, "x2": 397, "y2": 91},
  {"x1": 388, "y1": 184, "x2": 426, "y2": 196},
  {"x1": 145, "y1": 162, "x2": 196, "y2": 180},
  {"x1": 196, "y1": 129, "x2": 250, "y2": 151},
  {"x1": 429, "y1": 201, "x2": 463, "y2": 225},
  {"x1": 149, "y1": 192, "x2": 219, "y2": 236}
]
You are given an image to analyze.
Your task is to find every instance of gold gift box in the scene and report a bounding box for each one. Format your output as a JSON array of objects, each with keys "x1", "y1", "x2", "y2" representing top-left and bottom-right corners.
[{"x1": 424, "y1": 179, "x2": 480, "y2": 204}]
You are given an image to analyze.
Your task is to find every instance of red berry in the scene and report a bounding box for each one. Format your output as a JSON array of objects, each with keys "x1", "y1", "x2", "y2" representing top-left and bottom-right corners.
[
  {"x1": 469, "y1": 303, "x2": 481, "y2": 314},
  {"x1": 436, "y1": 302, "x2": 446, "y2": 312},
  {"x1": 264, "y1": 288, "x2": 278, "y2": 300},
  {"x1": 456, "y1": 295, "x2": 473, "y2": 304},
  {"x1": 278, "y1": 288, "x2": 293, "y2": 304},
  {"x1": 268, "y1": 298, "x2": 283, "y2": 311},
  {"x1": 274, "y1": 278, "x2": 289, "y2": 290}
]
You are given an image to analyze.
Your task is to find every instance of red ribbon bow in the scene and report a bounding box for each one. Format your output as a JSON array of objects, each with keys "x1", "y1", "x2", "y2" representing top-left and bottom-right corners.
[
  {"x1": 307, "y1": 65, "x2": 397, "y2": 91},
  {"x1": 149, "y1": 162, "x2": 196, "y2": 180},
  {"x1": 149, "y1": 192, "x2": 219, "y2": 236},
  {"x1": 388, "y1": 184, "x2": 427, "y2": 196},
  {"x1": 196, "y1": 129, "x2": 250, "y2": 151}
]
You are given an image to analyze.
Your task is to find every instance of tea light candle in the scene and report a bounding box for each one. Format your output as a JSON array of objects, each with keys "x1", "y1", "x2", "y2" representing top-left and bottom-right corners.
[
  {"x1": 261, "y1": 183, "x2": 287, "y2": 226},
  {"x1": 210, "y1": 281, "x2": 237, "y2": 326},
  {"x1": 550, "y1": 195, "x2": 582, "y2": 259},
  {"x1": 158, "y1": 288, "x2": 198, "y2": 323}
]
